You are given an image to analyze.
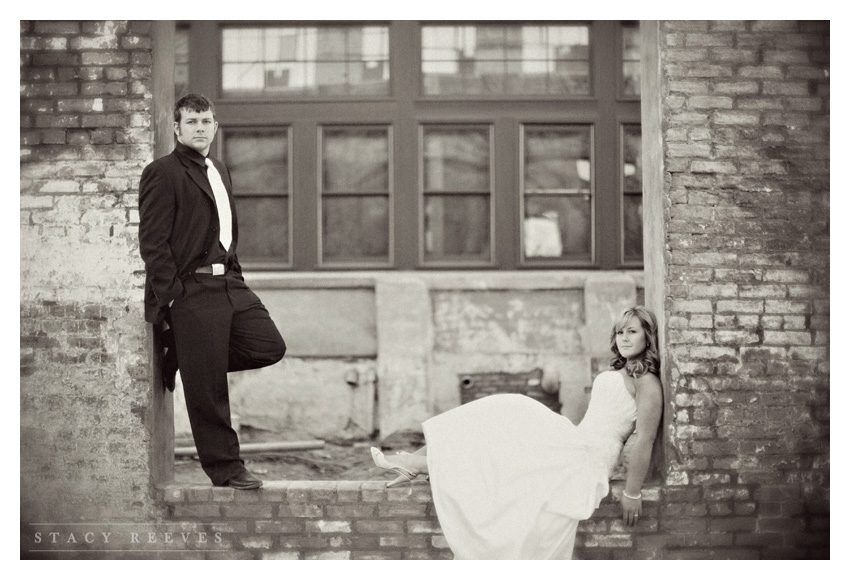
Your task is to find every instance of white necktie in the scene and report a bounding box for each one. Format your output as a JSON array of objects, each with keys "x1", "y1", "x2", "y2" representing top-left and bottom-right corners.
[{"x1": 205, "y1": 158, "x2": 233, "y2": 250}]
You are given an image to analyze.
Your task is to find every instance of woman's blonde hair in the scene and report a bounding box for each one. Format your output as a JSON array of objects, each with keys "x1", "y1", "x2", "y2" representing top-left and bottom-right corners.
[{"x1": 609, "y1": 306, "x2": 660, "y2": 378}]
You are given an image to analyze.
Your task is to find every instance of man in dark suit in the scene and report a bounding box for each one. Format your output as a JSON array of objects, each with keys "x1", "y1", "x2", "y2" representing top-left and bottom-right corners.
[{"x1": 139, "y1": 93, "x2": 286, "y2": 490}]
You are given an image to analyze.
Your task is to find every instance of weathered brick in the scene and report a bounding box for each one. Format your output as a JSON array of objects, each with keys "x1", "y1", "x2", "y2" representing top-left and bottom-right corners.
[
  {"x1": 325, "y1": 505, "x2": 377, "y2": 519},
  {"x1": 220, "y1": 504, "x2": 273, "y2": 519},
  {"x1": 278, "y1": 503, "x2": 322, "y2": 518},
  {"x1": 691, "y1": 160, "x2": 738, "y2": 173},
  {"x1": 689, "y1": 95, "x2": 734, "y2": 109},
  {"x1": 378, "y1": 535, "x2": 429, "y2": 549},
  {"x1": 714, "y1": 112, "x2": 761, "y2": 126},
  {"x1": 378, "y1": 503, "x2": 428, "y2": 517},
  {"x1": 763, "y1": 331, "x2": 812, "y2": 346},
  {"x1": 70, "y1": 36, "x2": 120, "y2": 50},
  {"x1": 407, "y1": 520, "x2": 443, "y2": 534},
  {"x1": 306, "y1": 520, "x2": 352, "y2": 534},
  {"x1": 717, "y1": 300, "x2": 764, "y2": 314},
  {"x1": 709, "y1": 48, "x2": 760, "y2": 63},
  {"x1": 80, "y1": 114, "x2": 127, "y2": 128},
  {"x1": 254, "y1": 520, "x2": 303, "y2": 534},
  {"x1": 355, "y1": 520, "x2": 404, "y2": 534},
  {"x1": 172, "y1": 504, "x2": 221, "y2": 518},
  {"x1": 80, "y1": 51, "x2": 130, "y2": 66},
  {"x1": 33, "y1": 22, "x2": 80, "y2": 34},
  {"x1": 684, "y1": 32, "x2": 735, "y2": 47}
]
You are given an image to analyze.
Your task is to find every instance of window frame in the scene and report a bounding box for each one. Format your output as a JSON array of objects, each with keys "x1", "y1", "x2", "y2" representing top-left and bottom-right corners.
[
  {"x1": 418, "y1": 122, "x2": 496, "y2": 267},
  {"x1": 518, "y1": 122, "x2": 597, "y2": 268},
  {"x1": 317, "y1": 123, "x2": 395, "y2": 268},
  {"x1": 215, "y1": 125, "x2": 294, "y2": 269},
  {"x1": 617, "y1": 21, "x2": 641, "y2": 102},
  {"x1": 181, "y1": 20, "x2": 642, "y2": 271},
  {"x1": 620, "y1": 122, "x2": 643, "y2": 267}
]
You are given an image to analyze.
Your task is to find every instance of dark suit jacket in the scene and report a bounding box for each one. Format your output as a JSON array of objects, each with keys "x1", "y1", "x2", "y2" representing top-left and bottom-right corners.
[{"x1": 139, "y1": 142, "x2": 241, "y2": 324}]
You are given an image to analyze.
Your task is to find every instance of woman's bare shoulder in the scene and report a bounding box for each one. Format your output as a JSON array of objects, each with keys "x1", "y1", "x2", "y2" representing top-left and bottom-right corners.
[{"x1": 634, "y1": 372, "x2": 662, "y2": 391}]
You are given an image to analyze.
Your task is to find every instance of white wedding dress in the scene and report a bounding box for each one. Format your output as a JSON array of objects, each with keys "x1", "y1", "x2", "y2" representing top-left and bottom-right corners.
[{"x1": 422, "y1": 370, "x2": 637, "y2": 559}]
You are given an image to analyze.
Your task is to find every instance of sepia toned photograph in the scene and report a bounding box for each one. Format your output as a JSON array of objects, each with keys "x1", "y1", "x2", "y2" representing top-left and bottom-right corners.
[{"x1": 20, "y1": 12, "x2": 830, "y2": 562}]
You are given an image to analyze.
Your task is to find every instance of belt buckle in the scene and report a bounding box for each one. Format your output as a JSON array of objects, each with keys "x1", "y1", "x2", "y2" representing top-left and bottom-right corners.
[{"x1": 212, "y1": 263, "x2": 225, "y2": 275}]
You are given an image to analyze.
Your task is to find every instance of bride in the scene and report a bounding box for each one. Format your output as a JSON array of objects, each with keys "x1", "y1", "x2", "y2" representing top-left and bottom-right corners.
[{"x1": 371, "y1": 306, "x2": 663, "y2": 559}]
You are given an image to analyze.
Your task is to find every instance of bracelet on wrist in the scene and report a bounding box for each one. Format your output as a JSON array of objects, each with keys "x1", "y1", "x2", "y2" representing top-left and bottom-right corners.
[{"x1": 623, "y1": 490, "x2": 642, "y2": 500}]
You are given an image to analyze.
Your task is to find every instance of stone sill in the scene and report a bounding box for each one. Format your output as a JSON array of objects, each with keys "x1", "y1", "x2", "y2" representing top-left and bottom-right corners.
[
  {"x1": 244, "y1": 269, "x2": 645, "y2": 291},
  {"x1": 158, "y1": 479, "x2": 662, "y2": 507}
]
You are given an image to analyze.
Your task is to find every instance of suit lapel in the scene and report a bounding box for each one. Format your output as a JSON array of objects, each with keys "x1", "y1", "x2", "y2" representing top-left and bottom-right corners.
[{"x1": 175, "y1": 150, "x2": 215, "y2": 203}]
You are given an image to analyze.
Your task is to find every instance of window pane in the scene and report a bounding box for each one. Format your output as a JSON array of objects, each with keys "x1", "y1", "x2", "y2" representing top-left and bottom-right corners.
[
  {"x1": 421, "y1": 24, "x2": 590, "y2": 96},
  {"x1": 523, "y1": 195, "x2": 591, "y2": 260},
  {"x1": 322, "y1": 196, "x2": 389, "y2": 262},
  {"x1": 423, "y1": 127, "x2": 490, "y2": 192},
  {"x1": 550, "y1": 62, "x2": 592, "y2": 95},
  {"x1": 549, "y1": 26, "x2": 590, "y2": 60},
  {"x1": 322, "y1": 127, "x2": 389, "y2": 193},
  {"x1": 222, "y1": 63, "x2": 264, "y2": 92},
  {"x1": 235, "y1": 197, "x2": 289, "y2": 262},
  {"x1": 622, "y1": 124, "x2": 642, "y2": 263},
  {"x1": 314, "y1": 62, "x2": 348, "y2": 93},
  {"x1": 424, "y1": 195, "x2": 490, "y2": 261},
  {"x1": 222, "y1": 28, "x2": 263, "y2": 61},
  {"x1": 622, "y1": 125, "x2": 642, "y2": 193},
  {"x1": 622, "y1": 22, "x2": 641, "y2": 97},
  {"x1": 262, "y1": 63, "x2": 307, "y2": 93},
  {"x1": 223, "y1": 130, "x2": 289, "y2": 194},
  {"x1": 223, "y1": 129, "x2": 290, "y2": 265},
  {"x1": 524, "y1": 126, "x2": 592, "y2": 193},
  {"x1": 222, "y1": 25, "x2": 390, "y2": 96},
  {"x1": 623, "y1": 194, "x2": 643, "y2": 261}
]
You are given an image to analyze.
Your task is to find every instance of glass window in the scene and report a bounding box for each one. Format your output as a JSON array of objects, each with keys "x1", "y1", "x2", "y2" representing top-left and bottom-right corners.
[
  {"x1": 421, "y1": 24, "x2": 590, "y2": 96},
  {"x1": 222, "y1": 25, "x2": 390, "y2": 97},
  {"x1": 422, "y1": 126, "x2": 492, "y2": 263},
  {"x1": 320, "y1": 126, "x2": 390, "y2": 264},
  {"x1": 621, "y1": 22, "x2": 640, "y2": 98},
  {"x1": 191, "y1": 21, "x2": 642, "y2": 270},
  {"x1": 622, "y1": 124, "x2": 642, "y2": 262},
  {"x1": 522, "y1": 125, "x2": 593, "y2": 262},
  {"x1": 222, "y1": 129, "x2": 291, "y2": 265}
]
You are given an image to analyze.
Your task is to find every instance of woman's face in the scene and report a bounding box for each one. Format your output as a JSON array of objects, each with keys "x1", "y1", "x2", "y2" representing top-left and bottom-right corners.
[{"x1": 615, "y1": 315, "x2": 647, "y2": 360}]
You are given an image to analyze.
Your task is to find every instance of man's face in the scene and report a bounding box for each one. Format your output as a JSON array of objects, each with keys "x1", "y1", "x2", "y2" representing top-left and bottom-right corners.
[{"x1": 174, "y1": 108, "x2": 218, "y2": 156}]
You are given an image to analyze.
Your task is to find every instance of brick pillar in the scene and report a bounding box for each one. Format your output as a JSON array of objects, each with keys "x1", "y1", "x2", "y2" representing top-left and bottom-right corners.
[
  {"x1": 644, "y1": 20, "x2": 829, "y2": 558},
  {"x1": 20, "y1": 20, "x2": 161, "y2": 523}
]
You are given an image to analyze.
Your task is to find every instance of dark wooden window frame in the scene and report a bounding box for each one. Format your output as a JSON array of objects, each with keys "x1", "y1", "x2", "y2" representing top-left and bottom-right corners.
[{"x1": 183, "y1": 20, "x2": 641, "y2": 271}]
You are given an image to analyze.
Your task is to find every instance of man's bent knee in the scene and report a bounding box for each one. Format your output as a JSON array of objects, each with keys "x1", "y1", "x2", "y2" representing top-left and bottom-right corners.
[
  {"x1": 259, "y1": 336, "x2": 286, "y2": 367},
  {"x1": 272, "y1": 337, "x2": 286, "y2": 364}
]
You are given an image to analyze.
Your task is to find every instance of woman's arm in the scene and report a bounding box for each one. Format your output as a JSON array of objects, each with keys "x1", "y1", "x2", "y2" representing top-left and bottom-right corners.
[{"x1": 621, "y1": 372, "x2": 663, "y2": 525}]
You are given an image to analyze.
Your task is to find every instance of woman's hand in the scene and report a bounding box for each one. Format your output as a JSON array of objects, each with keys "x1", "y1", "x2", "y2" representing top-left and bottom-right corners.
[{"x1": 620, "y1": 493, "x2": 642, "y2": 526}]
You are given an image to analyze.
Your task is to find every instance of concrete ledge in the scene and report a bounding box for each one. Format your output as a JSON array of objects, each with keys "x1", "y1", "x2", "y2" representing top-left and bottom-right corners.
[
  {"x1": 244, "y1": 269, "x2": 645, "y2": 291},
  {"x1": 153, "y1": 479, "x2": 662, "y2": 560}
]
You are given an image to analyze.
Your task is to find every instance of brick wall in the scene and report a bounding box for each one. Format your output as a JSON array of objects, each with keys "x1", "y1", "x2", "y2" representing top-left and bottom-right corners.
[
  {"x1": 20, "y1": 21, "x2": 160, "y2": 523},
  {"x1": 20, "y1": 480, "x2": 659, "y2": 559},
  {"x1": 649, "y1": 20, "x2": 829, "y2": 558}
]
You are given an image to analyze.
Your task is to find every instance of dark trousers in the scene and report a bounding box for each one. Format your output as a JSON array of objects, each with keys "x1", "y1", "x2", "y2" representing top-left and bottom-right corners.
[{"x1": 168, "y1": 270, "x2": 286, "y2": 485}]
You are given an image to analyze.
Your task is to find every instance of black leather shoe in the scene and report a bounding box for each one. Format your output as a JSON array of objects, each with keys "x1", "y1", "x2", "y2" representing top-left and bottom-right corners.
[{"x1": 220, "y1": 471, "x2": 263, "y2": 490}]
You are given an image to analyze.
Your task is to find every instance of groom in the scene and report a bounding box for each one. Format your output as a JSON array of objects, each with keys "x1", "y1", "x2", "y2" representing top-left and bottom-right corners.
[{"x1": 138, "y1": 93, "x2": 286, "y2": 489}]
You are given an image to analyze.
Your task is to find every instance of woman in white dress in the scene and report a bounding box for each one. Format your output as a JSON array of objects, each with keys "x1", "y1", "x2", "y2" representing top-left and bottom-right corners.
[{"x1": 371, "y1": 306, "x2": 663, "y2": 560}]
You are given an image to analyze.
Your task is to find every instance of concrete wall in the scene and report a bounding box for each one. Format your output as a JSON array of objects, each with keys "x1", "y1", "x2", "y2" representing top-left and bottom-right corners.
[{"x1": 172, "y1": 272, "x2": 642, "y2": 439}]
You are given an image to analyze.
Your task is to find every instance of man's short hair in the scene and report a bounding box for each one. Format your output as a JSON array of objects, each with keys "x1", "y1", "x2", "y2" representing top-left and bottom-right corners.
[{"x1": 174, "y1": 93, "x2": 216, "y2": 123}]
